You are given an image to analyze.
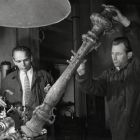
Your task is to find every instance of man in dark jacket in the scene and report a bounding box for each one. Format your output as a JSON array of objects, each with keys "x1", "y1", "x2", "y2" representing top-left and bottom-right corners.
[
  {"x1": 1, "y1": 45, "x2": 54, "y2": 139},
  {"x1": 76, "y1": 5, "x2": 140, "y2": 140}
]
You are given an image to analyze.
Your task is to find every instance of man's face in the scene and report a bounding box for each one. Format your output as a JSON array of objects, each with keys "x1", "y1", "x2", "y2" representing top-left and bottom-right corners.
[
  {"x1": 13, "y1": 50, "x2": 32, "y2": 71},
  {"x1": 111, "y1": 43, "x2": 129, "y2": 69}
]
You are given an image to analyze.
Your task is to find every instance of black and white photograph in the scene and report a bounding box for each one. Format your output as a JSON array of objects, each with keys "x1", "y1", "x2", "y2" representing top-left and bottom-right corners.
[{"x1": 0, "y1": 0, "x2": 139, "y2": 140}]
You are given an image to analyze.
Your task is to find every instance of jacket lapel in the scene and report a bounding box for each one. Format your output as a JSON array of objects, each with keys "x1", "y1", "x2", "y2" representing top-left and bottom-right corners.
[
  {"x1": 12, "y1": 70, "x2": 22, "y2": 90},
  {"x1": 31, "y1": 69, "x2": 40, "y2": 89}
]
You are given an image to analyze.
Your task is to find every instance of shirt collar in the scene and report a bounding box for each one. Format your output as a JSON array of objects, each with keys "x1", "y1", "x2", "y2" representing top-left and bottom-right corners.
[{"x1": 20, "y1": 67, "x2": 33, "y2": 75}]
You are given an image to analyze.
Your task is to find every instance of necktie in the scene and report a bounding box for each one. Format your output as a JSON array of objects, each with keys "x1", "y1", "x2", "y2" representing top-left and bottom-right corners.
[{"x1": 23, "y1": 71, "x2": 31, "y2": 106}]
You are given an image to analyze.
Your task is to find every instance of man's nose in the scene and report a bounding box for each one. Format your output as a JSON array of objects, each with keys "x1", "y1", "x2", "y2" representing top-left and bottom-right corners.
[
  {"x1": 113, "y1": 54, "x2": 117, "y2": 60},
  {"x1": 21, "y1": 60, "x2": 26, "y2": 66}
]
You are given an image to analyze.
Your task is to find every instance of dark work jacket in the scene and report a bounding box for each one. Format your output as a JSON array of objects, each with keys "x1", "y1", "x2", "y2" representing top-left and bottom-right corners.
[{"x1": 76, "y1": 22, "x2": 140, "y2": 140}]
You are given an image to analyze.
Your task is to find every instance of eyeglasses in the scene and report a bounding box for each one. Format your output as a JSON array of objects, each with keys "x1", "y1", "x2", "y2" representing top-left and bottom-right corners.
[{"x1": 13, "y1": 57, "x2": 31, "y2": 63}]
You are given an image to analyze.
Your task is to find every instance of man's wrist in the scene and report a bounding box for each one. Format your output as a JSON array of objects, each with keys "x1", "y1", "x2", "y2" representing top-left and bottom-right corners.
[{"x1": 77, "y1": 71, "x2": 85, "y2": 76}]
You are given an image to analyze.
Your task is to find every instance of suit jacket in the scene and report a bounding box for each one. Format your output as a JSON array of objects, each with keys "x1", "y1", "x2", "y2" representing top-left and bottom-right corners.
[{"x1": 1, "y1": 68, "x2": 54, "y2": 109}]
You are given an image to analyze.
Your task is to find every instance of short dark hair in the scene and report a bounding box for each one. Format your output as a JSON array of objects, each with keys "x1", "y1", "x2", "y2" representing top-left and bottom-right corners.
[
  {"x1": 112, "y1": 37, "x2": 132, "y2": 52},
  {"x1": 12, "y1": 45, "x2": 32, "y2": 58}
]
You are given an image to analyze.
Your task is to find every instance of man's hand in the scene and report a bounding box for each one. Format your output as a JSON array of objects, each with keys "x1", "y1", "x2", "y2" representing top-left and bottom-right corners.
[
  {"x1": 44, "y1": 84, "x2": 51, "y2": 93},
  {"x1": 102, "y1": 4, "x2": 131, "y2": 27},
  {"x1": 68, "y1": 51, "x2": 87, "y2": 76},
  {"x1": 77, "y1": 59, "x2": 87, "y2": 76}
]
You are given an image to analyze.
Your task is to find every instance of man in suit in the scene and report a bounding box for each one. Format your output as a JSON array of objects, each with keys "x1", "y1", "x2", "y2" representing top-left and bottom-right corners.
[{"x1": 1, "y1": 45, "x2": 54, "y2": 139}]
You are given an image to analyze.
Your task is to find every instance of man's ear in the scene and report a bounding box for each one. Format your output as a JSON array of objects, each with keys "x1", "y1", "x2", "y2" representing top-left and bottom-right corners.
[
  {"x1": 31, "y1": 56, "x2": 33, "y2": 62},
  {"x1": 127, "y1": 52, "x2": 133, "y2": 59}
]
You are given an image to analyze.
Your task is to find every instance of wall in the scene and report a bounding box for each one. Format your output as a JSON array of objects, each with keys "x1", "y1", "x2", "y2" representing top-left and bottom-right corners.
[
  {"x1": 0, "y1": 27, "x2": 16, "y2": 88},
  {"x1": 0, "y1": 27, "x2": 16, "y2": 64}
]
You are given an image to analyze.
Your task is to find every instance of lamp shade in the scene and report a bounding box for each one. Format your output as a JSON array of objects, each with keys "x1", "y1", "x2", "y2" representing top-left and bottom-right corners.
[{"x1": 0, "y1": 0, "x2": 71, "y2": 28}]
